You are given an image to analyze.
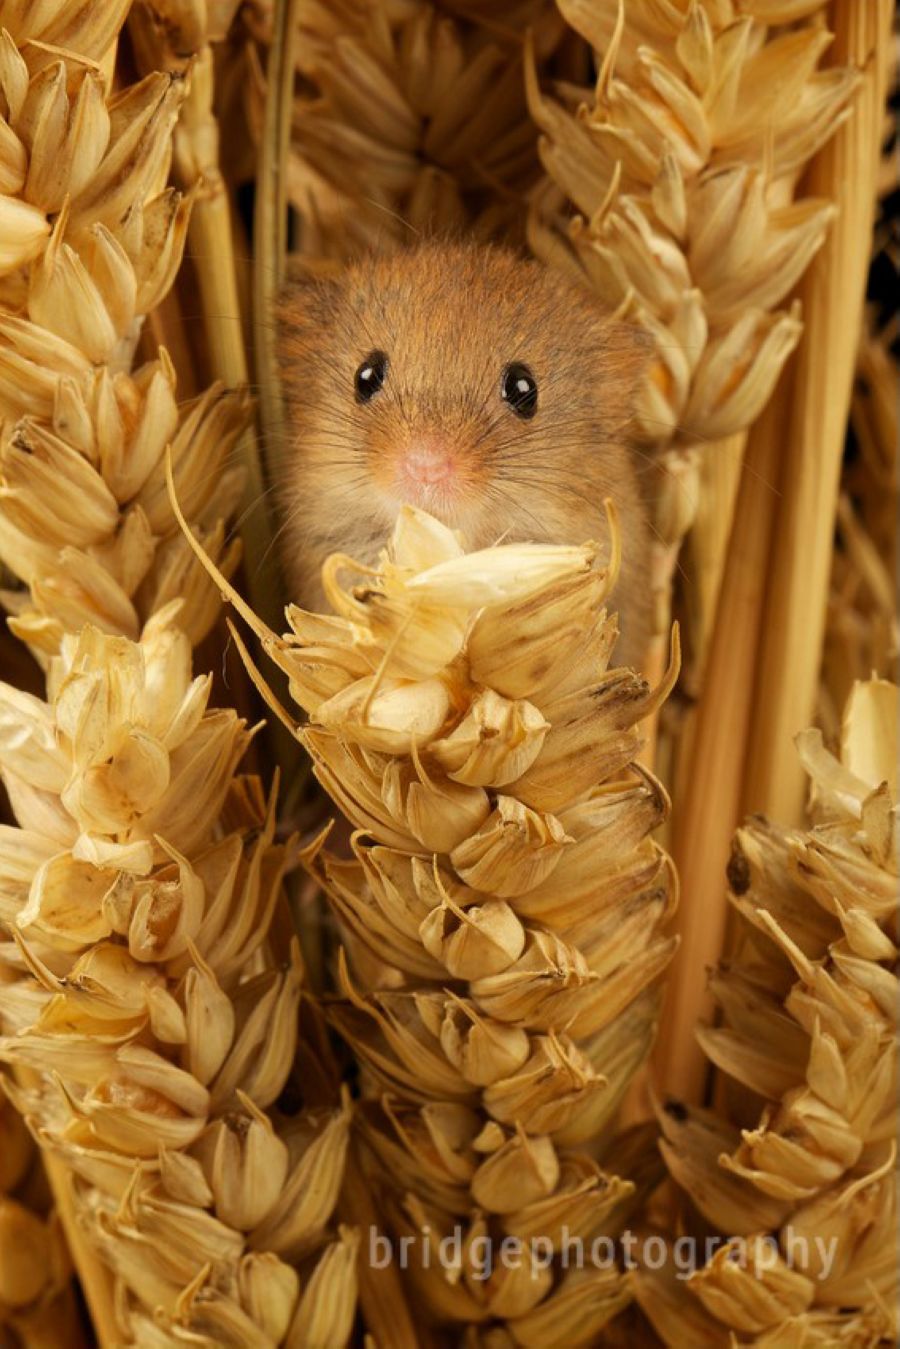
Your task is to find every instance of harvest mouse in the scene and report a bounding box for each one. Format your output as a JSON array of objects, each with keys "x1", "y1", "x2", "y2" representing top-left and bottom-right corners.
[{"x1": 275, "y1": 239, "x2": 652, "y2": 668}]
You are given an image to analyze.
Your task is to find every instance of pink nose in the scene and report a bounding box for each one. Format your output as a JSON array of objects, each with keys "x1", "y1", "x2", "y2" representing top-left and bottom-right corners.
[{"x1": 398, "y1": 440, "x2": 455, "y2": 488}]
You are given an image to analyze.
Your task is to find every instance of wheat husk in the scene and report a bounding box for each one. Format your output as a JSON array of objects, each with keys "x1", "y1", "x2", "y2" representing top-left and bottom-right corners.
[
  {"x1": 212, "y1": 503, "x2": 679, "y2": 1343},
  {"x1": 0, "y1": 9, "x2": 249, "y2": 656},
  {"x1": 529, "y1": 1, "x2": 856, "y2": 452},
  {"x1": 637, "y1": 677, "x2": 898, "y2": 1346},
  {"x1": 242, "y1": 0, "x2": 566, "y2": 264},
  {"x1": 0, "y1": 7, "x2": 357, "y2": 1347},
  {"x1": 0, "y1": 609, "x2": 355, "y2": 1344}
]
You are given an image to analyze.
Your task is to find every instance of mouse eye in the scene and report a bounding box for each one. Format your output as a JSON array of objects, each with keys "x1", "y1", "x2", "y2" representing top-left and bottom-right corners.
[
  {"x1": 355, "y1": 350, "x2": 388, "y2": 402},
  {"x1": 501, "y1": 363, "x2": 538, "y2": 419}
]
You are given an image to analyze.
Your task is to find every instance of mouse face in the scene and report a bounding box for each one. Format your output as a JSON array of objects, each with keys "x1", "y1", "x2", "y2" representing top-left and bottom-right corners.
[{"x1": 276, "y1": 240, "x2": 651, "y2": 664}]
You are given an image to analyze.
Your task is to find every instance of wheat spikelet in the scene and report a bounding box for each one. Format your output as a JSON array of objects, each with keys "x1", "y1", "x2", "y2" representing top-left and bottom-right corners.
[
  {"x1": 0, "y1": 617, "x2": 83, "y2": 1347},
  {"x1": 0, "y1": 9, "x2": 250, "y2": 660},
  {"x1": 242, "y1": 0, "x2": 564, "y2": 263},
  {"x1": 528, "y1": 0, "x2": 856, "y2": 455},
  {"x1": 0, "y1": 605, "x2": 356, "y2": 1345},
  {"x1": 217, "y1": 503, "x2": 681, "y2": 1343},
  {"x1": 633, "y1": 677, "x2": 898, "y2": 1345},
  {"x1": 0, "y1": 5, "x2": 357, "y2": 1344}
]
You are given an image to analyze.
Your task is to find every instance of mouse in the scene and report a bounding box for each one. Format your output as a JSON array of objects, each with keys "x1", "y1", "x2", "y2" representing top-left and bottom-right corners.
[{"x1": 274, "y1": 238, "x2": 652, "y2": 669}]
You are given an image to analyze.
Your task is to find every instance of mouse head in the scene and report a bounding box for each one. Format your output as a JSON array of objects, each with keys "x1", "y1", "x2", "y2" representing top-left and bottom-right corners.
[{"x1": 276, "y1": 239, "x2": 648, "y2": 575}]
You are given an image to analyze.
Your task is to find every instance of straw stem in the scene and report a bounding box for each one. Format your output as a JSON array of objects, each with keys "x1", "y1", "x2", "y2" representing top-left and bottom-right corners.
[
  {"x1": 178, "y1": 45, "x2": 288, "y2": 641},
  {"x1": 338, "y1": 1143, "x2": 419, "y2": 1349},
  {"x1": 253, "y1": 0, "x2": 323, "y2": 982},
  {"x1": 653, "y1": 379, "x2": 790, "y2": 1105},
  {"x1": 40, "y1": 1150, "x2": 117, "y2": 1349},
  {"x1": 742, "y1": 0, "x2": 893, "y2": 825},
  {"x1": 253, "y1": 0, "x2": 297, "y2": 449},
  {"x1": 684, "y1": 432, "x2": 747, "y2": 683}
]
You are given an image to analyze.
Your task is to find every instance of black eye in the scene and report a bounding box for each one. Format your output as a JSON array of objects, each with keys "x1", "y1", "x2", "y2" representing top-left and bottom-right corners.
[
  {"x1": 355, "y1": 350, "x2": 388, "y2": 402},
  {"x1": 501, "y1": 362, "x2": 537, "y2": 419}
]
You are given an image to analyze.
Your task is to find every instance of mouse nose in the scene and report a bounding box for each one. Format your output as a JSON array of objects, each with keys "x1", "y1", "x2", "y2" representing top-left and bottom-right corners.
[{"x1": 398, "y1": 438, "x2": 456, "y2": 489}]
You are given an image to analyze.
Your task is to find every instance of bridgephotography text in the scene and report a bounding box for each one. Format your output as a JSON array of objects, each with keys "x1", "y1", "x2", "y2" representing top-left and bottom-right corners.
[{"x1": 368, "y1": 1225, "x2": 843, "y2": 1283}]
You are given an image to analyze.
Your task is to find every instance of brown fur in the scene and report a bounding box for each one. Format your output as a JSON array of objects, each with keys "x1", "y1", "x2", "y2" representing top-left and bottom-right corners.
[{"x1": 275, "y1": 239, "x2": 652, "y2": 667}]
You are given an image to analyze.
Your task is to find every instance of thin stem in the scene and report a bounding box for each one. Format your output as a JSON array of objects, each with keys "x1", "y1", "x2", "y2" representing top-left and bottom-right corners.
[{"x1": 252, "y1": 0, "x2": 323, "y2": 984}]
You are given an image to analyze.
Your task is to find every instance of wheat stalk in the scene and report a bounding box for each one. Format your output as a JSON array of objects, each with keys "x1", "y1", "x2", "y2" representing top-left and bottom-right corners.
[
  {"x1": 743, "y1": 0, "x2": 894, "y2": 825},
  {"x1": 654, "y1": 378, "x2": 791, "y2": 1106},
  {"x1": 823, "y1": 330, "x2": 899, "y2": 729}
]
